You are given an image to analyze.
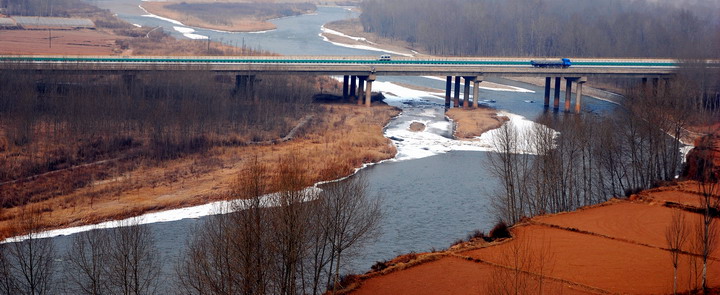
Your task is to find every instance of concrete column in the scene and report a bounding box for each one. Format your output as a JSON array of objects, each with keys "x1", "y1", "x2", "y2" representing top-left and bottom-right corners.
[
  {"x1": 365, "y1": 74, "x2": 376, "y2": 107},
  {"x1": 472, "y1": 77, "x2": 482, "y2": 108},
  {"x1": 342, "y1": 75, "x2": 349, "y2": 100},
  {"x1": 463, "y1": 77, "x2": 472, "y2": 109},
  {"x1": 445, "y1": 76, "x2": 452, "y2": 107},
  {"x1": 454, "y1": 76, "x2": 461, "y2": 108},
  {"x1": 350, "y1": 75, "x2": 357, "y2": 98},
  {"x1": 234, "y1": 74, "x2": 256, "y2": 100},
  {"x1": 553, "y1": 77, "x2": 561, "y2": 111},
  {"x1": 574, "y1": 77, "x2": 587, "y2": 114},
  {"x1": 357, "y1": 76, "x2": 366, "y2": 106},
  {"x1": 564, "y1": 78, "x2": 573, "y2": 112},
  {"x1": 641, "y1": 77, "x2": 648, "y2": 97},
  {"x1": 123, "y1": 74, "x2": 136, "y2": 93},
  {"x1": 544, "y1": 77, "x2": 551, "y2": 107},
  {"x1": 652, "y1": 78, "x2": 659, "y2": 96}
]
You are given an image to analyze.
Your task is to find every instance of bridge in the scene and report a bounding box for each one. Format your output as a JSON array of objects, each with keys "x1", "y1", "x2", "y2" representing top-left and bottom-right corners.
[{"x1": 0, "y1": 55, "x2": 682, "y2": 113}]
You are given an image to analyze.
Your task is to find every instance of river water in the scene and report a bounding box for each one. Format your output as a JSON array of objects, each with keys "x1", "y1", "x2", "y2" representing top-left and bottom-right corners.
[{"x1": 45, "y1": 1, "x2": 618, "y2": 287}]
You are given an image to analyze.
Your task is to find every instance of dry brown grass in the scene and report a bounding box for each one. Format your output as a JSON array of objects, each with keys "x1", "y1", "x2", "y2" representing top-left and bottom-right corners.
[
  {"x1": 0, "y1": 103, "x2": 399, "y2": 239},
  {"x1": 141, "y1": 2, "x2": 281, "y2": 32},
  {"x1": 445, "y1": 107, "x2": 507, "y2": 139}
]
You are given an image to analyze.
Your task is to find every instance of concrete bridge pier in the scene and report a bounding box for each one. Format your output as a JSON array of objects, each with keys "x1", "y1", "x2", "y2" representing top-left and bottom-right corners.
[
  {"x1": 445, "y1": 76, "x2": 452, "y2": 107},
  {"x1": 365, "y1": 74, "x2": 376, "y2": 107},
  {"x1": 553, "y1": 77, "x2": 561, "y2": 111},
  {"x1": 463, "y1": 77, "x2": 472, "y2": 108},
  {"x1": 342, "y1": 75, "x2": 349, "y2": 100},
  {"x1": 357, "y1": 76, "x2": 366, "y2": 105},
  {"x1": 235, "y1": 75, "x2": 257, "y2": 101},
  {"x1": 454, "y1": 76, "x2": 461, "y2": 108},
  {"x1": 564, "y1": 78, "x2": 575, "y2": 111},
  {"x1": 122, "y1": 74, "x2": 136, "y2": 93},
  {"x1": 544, "y1": 77, "x2": 551, "y2": 107},
  {"x1": 350, "y1": 75, "x2": 357, "y2": 98},
  {"x1": 574, "y1": 77, "x2": 587, "y2": 114},
  {"x1": 472, "y1": 76, "x2": 483, "y2": 108}
]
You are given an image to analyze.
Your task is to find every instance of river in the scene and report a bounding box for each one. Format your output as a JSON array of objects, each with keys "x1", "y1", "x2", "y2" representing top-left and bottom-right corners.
[{"x1": 44, "y1": 1, "x2": 619, "y2": 289}]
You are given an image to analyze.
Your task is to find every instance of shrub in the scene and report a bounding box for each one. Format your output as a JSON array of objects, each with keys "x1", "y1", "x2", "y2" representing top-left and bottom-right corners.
[{"x1": 489, "y1": 221, "x2": 511, "y2": 240}]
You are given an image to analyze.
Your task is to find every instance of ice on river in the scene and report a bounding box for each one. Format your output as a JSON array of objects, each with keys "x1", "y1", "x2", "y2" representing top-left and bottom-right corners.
[
  {"x1": 3, "y1": 187, "x2": 322, "y2": 243},
  {"x1": 372, "y1": 81, "x2": 556, "y2": 162}
]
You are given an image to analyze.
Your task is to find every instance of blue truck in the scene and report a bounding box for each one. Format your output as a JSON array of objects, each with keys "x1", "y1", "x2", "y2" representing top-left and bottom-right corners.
[{"x1": 530, "y1": 58, "x2": 571, "y2": 68}]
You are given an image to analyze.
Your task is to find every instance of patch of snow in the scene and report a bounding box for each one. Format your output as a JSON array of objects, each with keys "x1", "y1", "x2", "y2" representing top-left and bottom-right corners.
[{"x1": 3, "y1": 188, "x2": 322, "y2": 243}]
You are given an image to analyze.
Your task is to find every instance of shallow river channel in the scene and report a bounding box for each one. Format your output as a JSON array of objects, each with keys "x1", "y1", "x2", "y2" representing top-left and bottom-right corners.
[{"x1": 44, "y1": 1, "x2": 620, "y2": 286}]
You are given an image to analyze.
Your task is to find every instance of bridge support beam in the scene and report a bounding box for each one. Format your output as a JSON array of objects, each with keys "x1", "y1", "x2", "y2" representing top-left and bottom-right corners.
[
  {"x1": 463, "y1": 77, "x2": 472, "y2": 109},
  {"x1": 473, "y1": 77, "x2": 483, "y2": 108},
  {"x1": 544, "y1": 77, "x2": 551, "y2": 107},
  {"x1": 122, "y1": 74, "x2": 136, "y2": 94},
  {"x1": 365, "y1": 74, "x2": 376, "y2": 107},
  {"x1": 445, "y1": 76, "x2": 452, "y2": 107},
  {"x1": 574, "y1": 77, "x2": 587, "y2": 114},
  {"x1": 350, "y1": 75, "x2": 357, "y2": 99},
  {"x1": 454, "y1": 76, "x2": 461, "y2": 108},
  {"x1": 235, "y1": 75, "x2": 256, "y2": 101},
  {"x1": 564, "y1": 78, "x2": 574, "y2": 112},
  {"x1": 553, "y1": 77, "x2": 561, "y2": 111},
  {"x1": 357, "y1": 76, "x2": 366, "y2": 105},
  {"x1": 342, "y1": 75, "x2": 349, "y2": 100}
]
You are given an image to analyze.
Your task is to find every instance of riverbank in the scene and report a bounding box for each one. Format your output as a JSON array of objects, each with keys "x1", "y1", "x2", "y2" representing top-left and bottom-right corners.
[
  {"x1": 343, "y1": 177, "x2": 720, "y2": 294},
  {"x1": 140, "y1": 1, "x2": 322, "y2": 33},
  {"x1": 0, "y1": 102, "x2": 400, "y2": 239}
]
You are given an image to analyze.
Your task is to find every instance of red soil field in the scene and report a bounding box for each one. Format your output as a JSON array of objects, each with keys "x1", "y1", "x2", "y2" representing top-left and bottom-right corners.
[
  {"x1": 0, "y1": 29, "x2": 120, "y2": 55},
  {"x1": 350, "y1": 186, "x2": 719, "y2": 294}
]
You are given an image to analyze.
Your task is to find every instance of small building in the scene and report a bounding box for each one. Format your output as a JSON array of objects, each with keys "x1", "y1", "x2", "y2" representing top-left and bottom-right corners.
[
  {"x1": 0, "y1": 17, "x2": 16, "y2": 29},
  {"x1": 12, "y1": 16, "x2": 94, "y2": 29}
]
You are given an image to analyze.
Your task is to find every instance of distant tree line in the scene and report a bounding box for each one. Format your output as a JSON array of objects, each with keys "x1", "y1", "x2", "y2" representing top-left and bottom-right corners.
[{"x1": 360, "y1": 0, "x2": 720, "y2": 58}]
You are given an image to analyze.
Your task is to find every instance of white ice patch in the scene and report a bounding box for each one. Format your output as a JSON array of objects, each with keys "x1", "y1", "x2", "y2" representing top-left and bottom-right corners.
[
  {"x1": 139, "y1": 5, "x2": 184, "y2": 26},
  {"x1": 422, "y1": 76, "x2": 534, "y2": 93},
  {"x1": 371, "y1": 81, "x2": 555, "y2": 161},
  {"x1": 321, "y1": 25, "x2": 376, "y2": 44},
  {"x1": 173, "y1": 26, "x2": 208, "y2": 40},
  {"x1": 318, "y1": 29, "x2": 413, "y2": 57},
  {"x1": 3, "y1": 187, "x2": 322, "y2": 243}
]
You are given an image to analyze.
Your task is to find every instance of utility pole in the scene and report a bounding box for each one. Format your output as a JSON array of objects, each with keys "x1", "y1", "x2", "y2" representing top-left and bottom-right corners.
[
  {"x1": 207, "y1": 37, "x2": 210, "y2": 53},
  {"x1": 48, "y1": 29, "x2": 51, "y2": 48}
]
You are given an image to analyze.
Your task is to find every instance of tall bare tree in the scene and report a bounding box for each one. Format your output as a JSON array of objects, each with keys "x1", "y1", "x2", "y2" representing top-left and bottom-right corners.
[
  {"x1": 65, "y1": 228, "x2": 111, "y2": 295},
  {"x1": 665, "y1": 209, "x2": 688, "y2": 295},
  {"x1": 5, "y1": 207, "x2": 56, "y2": 295},
  {"x1": 107, "y1": 219, "x2": 161, "y2": 295},
  {"x1": 318, "y1": 175, "x2": 382, "y2": 293}
]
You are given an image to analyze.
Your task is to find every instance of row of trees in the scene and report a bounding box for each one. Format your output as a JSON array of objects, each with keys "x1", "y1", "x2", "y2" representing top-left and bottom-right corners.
[
  {"x1": 0, "y1": 70, "x2": 323, "y2": 206},
  {"x1": 0, "y1": 155, "x2": 381, "y2": 295},
  {"x1": 0, "y1": 211, "x2": 161, "y2": 295},
  {"x1": 488, "y1": 65, "x2": 718, "y2": 224},
  {"x1": 359, "y1": 0, "x2": 720, "y2": 58},
  {"x1": 177, "y1": 156, "x2": 382, "y2": 295}
]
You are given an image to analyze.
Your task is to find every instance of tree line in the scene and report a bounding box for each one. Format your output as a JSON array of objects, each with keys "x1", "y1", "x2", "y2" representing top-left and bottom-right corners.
[
  {"x1": 0, "y1": 155, "x2": 381, "y2": 295},
  {"x1": 359, "y1": 0, "x2": 720, "y2": 58},
  {"x1": 0, "y1": 70, "x2": 322, "y2": 207},
  {"x1": 488, "y1": 68, "x2": 717, "y2": 224}
]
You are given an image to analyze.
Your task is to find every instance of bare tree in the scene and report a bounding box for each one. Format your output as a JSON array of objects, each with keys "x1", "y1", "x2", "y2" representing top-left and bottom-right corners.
[
  {"x1": 665, "y1": 209, "x2": 688, "y2": 295},
  {"x1": 65, "y1": 228, "x2": 111, "y2": 295},
  {"x1": 696, "y1": 177, "x2": 718, "y2": 292},
  {"x1": 107, "y1": 218, "x2": 161, "y2": 295},
  {"x1": 318, "y1": 175, "x2": 382, "y2": 294},
  {"x1": 6, "y1": 207, "x2": 55, "y2": 295}
]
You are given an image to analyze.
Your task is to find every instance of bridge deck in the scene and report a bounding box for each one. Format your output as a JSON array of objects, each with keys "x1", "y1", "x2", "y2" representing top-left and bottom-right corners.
[{"x1": 0, "y1": 55, "x2": 698, "y2": 78}]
